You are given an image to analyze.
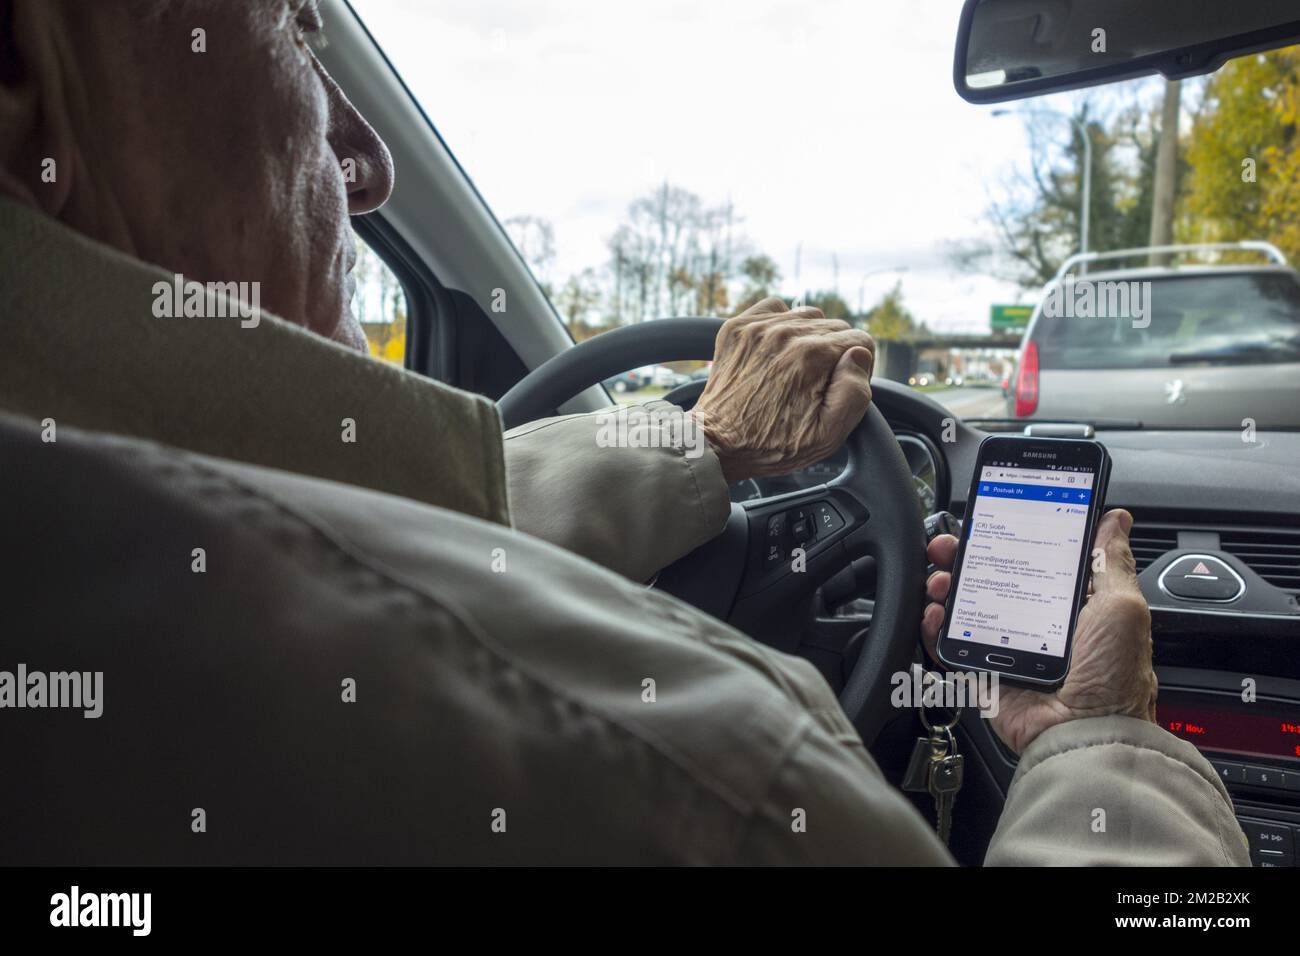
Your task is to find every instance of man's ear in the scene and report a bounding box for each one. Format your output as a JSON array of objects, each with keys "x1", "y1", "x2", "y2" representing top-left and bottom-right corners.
[{"x1": 0, "y1": 0, "x2": 76, "y2": 216}]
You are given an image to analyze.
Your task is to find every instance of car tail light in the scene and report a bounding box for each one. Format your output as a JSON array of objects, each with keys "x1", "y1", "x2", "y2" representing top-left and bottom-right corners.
[{"x1": 1014, "y1": 342, "x2": 1039, "y2": 417}]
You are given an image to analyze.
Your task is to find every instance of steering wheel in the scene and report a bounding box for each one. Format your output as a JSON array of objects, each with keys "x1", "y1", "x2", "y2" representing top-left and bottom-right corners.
[{"x1": 498, "y1": 318, "x2": 927, "y2": 746}]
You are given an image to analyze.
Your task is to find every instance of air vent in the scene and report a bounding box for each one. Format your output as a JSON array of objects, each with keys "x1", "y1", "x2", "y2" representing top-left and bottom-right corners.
[
  {"x1": 1219, "y1": 529, "x2": 1300, "y2": 593},
  {"x1": 1130, "y1": 521, "x2": 1300, "y2": 593},
  {"x1": 1129, "y1": 525, "x2": 1179, "y2": 573}
]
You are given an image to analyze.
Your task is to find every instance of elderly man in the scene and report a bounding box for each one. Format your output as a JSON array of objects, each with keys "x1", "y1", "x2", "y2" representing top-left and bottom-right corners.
[{"x1": 0, "y1": 0, "x2": 1246, "y2": 865}]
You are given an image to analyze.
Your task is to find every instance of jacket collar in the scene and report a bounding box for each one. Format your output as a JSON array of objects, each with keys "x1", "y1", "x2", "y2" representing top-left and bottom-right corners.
[{"x1": 0, "y1": 196, "x2": 509, "y2": 525}]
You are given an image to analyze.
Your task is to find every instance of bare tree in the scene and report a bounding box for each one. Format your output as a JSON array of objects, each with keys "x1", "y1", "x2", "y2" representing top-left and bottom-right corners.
[
  {"x1": 604, "y1": 184, "x2": 749, "y2": 322},
  {"x1": 555, "y1": 268, "x2": 602, "y2": 334}
]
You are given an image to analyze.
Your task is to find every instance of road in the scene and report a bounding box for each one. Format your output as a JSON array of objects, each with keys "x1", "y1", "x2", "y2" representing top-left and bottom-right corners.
[{"x1": 916, "y1": 386, "x2": 1007, "y2": 420}]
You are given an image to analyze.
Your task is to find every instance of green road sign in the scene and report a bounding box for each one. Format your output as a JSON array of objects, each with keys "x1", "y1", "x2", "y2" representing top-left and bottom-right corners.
[{"x1": 991, "y1": 304, "x2": 1033, "y2": 332}]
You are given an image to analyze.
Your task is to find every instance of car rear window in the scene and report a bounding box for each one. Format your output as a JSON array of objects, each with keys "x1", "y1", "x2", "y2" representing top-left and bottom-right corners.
[{"x1": 1033, "y1": 271, "x2": 1300, "y2": 370}]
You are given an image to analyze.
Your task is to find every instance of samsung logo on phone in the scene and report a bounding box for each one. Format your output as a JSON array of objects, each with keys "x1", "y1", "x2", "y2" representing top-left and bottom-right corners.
[{"x1": 1023, "y1": 451, "x2": 1058, "y2": 459}]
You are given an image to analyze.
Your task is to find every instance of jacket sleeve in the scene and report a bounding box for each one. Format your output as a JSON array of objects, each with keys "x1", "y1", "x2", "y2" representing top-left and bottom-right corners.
[
  {"x1": 502, "y1": 401, "x2": 731, "y2": 582},
  {"x1": 985, "y1": 715, "x2": 1250, "y2": 866},
  {"x1": 733, "y1": 703, "x2": 958, "y2": 866}
]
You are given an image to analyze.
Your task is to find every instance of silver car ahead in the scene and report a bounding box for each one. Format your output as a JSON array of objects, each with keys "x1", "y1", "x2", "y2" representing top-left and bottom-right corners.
[{"x1": 1008, "y1": 243, "x2": 1300, "y2": 428}]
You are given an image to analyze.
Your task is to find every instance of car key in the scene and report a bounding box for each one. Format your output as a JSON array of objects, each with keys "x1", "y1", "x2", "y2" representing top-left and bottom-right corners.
[
  {"x1": 928, "y1": 744, "x2": 964, "y2": 846},
  {"x1": 901, "y1": 673, "x2": 964, "y2": 845}
]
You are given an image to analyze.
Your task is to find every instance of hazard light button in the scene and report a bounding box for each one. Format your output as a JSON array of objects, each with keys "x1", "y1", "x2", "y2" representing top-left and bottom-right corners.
[{"x1": 1158, "y1": 555, "x2": 1244, "y2": 602}]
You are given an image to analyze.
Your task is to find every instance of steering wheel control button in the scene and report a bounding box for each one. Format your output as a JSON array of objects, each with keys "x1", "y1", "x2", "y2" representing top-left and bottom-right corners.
[
  {"x1": 790, "y1": 509, "x2": 815, "y2": 545},
  {"x1": 1157, "y1": 554, "x2": 1244, "y2": 602},
  {"x1": 763, "y1": 543, "x2": 784, "y2": 570},
  {"x1": 813, "y1": 502, "x2": 845, "y2": 536},
  {"x1": 760, "y1": 512, "x2": 794, "y2": 570},
  {"x1": 924, "y1": 510, "x2": 961, "y2": 543},
  {"x1": 984, "y1": 653, "x2": 1015, "y2": 668}
]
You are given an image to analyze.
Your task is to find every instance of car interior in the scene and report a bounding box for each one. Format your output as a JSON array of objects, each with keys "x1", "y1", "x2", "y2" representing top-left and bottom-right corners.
[{"x1": 309, "y1": 0, "x2": 1300, "y2": 869}]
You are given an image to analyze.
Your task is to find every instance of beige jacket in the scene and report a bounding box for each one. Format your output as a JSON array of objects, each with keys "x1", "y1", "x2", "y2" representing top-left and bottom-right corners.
[{"x1": 0, "y1": 198, "x2": 1248, "y2": 865}]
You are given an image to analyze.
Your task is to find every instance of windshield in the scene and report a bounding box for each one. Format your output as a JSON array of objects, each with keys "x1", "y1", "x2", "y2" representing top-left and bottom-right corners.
[{"x1": 351, "y1": 0, "x2": 1300, "y2": 429}]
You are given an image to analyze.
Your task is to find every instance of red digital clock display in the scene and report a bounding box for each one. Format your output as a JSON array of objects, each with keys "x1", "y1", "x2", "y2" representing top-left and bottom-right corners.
[{"x1": 1157, "y1": 701, "x2": 1300, "y2": 763}]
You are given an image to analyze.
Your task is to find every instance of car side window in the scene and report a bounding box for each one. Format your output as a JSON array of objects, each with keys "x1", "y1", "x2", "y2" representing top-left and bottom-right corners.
[{"x1": 351, "y1": 227, "x2": 408, "y2": 367}]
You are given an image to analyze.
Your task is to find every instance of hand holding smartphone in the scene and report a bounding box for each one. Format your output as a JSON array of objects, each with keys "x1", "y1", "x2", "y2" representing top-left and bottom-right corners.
[{"x1": 936, "y1": 435, "x2": 1112, "y2": 689}]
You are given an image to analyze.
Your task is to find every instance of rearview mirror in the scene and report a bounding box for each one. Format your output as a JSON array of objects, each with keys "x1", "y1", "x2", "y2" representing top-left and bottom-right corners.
[{"x1": 954, "y1": 0, "x2": 1300, "y2": 103}]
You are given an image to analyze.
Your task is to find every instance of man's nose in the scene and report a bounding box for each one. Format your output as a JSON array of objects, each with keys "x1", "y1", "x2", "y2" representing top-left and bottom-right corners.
[{"x1": 323, "y1": 72, "x2": 395, "y2": 214}]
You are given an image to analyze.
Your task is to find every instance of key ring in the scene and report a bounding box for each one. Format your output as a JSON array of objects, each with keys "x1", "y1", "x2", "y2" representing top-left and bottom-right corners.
[{"x1": 917, "y1": 670, "x2": 963, "y2": 732}]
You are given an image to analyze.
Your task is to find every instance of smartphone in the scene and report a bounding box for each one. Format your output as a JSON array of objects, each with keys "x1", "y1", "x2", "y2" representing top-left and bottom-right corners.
[{"x1": 936, "y1": 435, "x2": 1112, "y2": 689}]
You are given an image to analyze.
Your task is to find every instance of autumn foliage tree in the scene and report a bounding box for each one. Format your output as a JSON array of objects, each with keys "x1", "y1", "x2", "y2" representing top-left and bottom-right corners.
[
  {"x1": 1262, "y1": 57, "x2": 1300, "y2": 261},
  {"x1": 863, "y1": 282, "x2": 918, "y2": 341},
  {"x1": 353, "y1": 240, "x2": 407, "y2": 364},
  {"x1": 1181, "y1": 48, "x2": 1300, "y2": 262}
]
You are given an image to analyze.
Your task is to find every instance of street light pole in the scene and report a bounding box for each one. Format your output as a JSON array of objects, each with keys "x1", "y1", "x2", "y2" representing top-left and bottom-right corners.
[
  {"x1": 1077, "y1": 115, "x2": 1092, "y2": 264},
  {"x1": 994, "y1": 108, "x2": 1092, "y2": 266}
]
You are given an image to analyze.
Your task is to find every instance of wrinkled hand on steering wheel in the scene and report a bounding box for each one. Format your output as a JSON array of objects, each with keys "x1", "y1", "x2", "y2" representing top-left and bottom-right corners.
[{"x1": 688, "y1": 298, "x2": 877, "y2": 485}]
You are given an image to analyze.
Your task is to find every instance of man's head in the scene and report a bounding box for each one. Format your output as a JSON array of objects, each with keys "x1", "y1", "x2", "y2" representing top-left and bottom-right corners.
[{"x1": 0, "y1": 0, "x2": 393, "y2": 349}]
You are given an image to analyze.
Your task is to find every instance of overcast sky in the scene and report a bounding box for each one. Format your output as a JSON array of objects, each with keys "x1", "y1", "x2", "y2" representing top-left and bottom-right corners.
[{"x1": 349, "y1": 0, "x2": 1157, "y2": 332}]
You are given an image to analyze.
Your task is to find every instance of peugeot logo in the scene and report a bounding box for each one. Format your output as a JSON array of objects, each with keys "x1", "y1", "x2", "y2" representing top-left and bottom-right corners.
[{"x1": 1164, "y1": 379, "x2": 1186, "y2": 405}]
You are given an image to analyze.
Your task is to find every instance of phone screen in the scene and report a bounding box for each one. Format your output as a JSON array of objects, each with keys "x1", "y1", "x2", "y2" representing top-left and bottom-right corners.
[{"x1": 947, "y1": 462, "x2": 1096, "y2": 658}]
